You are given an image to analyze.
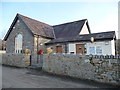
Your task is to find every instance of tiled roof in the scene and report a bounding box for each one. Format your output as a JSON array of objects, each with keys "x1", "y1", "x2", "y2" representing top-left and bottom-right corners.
[
  {"x1": 18, "y1": 14, "x2": 55, "y2": 38},
  {"x1": 46, "y1": 31, "x2": 116, "y2": 44},
  {"x1": 4, "y1": 14, "x2": 91, "y2": 41},
  {"x1": 53, "y1": 19, "x2": 90, "y2": 38},
  {"x1": 5, "y1": 13, "x2": 114, "y2": 45}
]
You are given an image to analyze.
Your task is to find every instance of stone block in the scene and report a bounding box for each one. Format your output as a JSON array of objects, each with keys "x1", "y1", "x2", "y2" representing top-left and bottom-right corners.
[
  {"x1": 42, "y1": 54, "x2": 119, "y2": 85},
  {"x1": 2, "y1": 53, "x2": 30, "y2": 67}
]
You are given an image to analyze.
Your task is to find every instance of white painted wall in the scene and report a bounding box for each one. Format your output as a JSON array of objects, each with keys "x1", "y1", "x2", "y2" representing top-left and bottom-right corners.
[
  {"x1": 86, "y1": 40, "x2": 115, "y2": 55},
  {"x1": 79, "y1": 21, "x2": 89, "y2": 35},
  {"x1": 111, "y1": 40, "x2": 115, "y2": 55},
  {"x1": 68, "y1": 40, "x2": 115, "y2": 55}
]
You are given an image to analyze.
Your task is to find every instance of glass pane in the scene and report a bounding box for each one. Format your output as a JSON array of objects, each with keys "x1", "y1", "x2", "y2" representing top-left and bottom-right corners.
[
  {"x1": 15, "y1": 34, "x2": 23, "y2": 53},
  {"x1": 96, "y1": 46, "x2": 102, "y2": 54},
  {"x1": 89, "y1": 47, "x2": 95, "y2": 54}
]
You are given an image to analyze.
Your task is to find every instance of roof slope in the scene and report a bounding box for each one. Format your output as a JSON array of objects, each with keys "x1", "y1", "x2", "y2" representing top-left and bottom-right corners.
[
  {"x1": 46, "y1": 31, "x2": 116, "y2": 44},
  {"x1": 4, "y1": 14, "x2": 90, "y2": 41},
  {"x1": 18, "y1": 14, "x2": 55, "y2": 38},
  {"x1": 4, "y1": 14, "x2": 55, "y2": 40},
  {"x1": 53, "y1": 19, "x2": 89, "y2": 38}
]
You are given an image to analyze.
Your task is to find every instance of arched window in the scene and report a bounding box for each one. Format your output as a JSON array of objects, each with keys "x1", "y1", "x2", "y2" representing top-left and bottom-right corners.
[{"x1": 15, "y1": 34, "x2": 23, "y2": 53}]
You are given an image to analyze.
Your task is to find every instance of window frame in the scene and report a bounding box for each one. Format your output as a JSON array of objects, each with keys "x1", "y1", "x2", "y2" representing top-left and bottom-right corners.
[
  {"x1": 96, "y1": 46, "x2": 102, "y2": 55},
  {"x1": 15, "y1": 33, "x2": 23, "y2": 53},
  {"x1": 89, "y1": 46, "x2": 95, "y2": 55}
]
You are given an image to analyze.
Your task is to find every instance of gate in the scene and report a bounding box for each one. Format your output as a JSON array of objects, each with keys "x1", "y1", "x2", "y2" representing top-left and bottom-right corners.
[
  {"x1": 30, "y1": 54, "x2": 43, "y2": 68},
  {"x1": 38, "y1": 55, "x2": 43, "y2": 67}
]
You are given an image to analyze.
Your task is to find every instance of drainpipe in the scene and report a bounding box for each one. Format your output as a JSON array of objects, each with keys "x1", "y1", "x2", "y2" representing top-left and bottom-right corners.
[{"x1": 37, "y1": 35, "x2": 39, "y2": 63}]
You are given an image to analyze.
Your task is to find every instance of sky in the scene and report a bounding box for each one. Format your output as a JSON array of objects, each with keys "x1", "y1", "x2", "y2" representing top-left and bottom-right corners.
[{"x1": 0, "y1": 0, "x2": 119, "y2": 39}]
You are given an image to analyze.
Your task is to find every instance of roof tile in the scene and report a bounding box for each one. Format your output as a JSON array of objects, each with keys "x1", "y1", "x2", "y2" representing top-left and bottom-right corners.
[
  {"x1": 18, "y1": 14, "x2": 55, "y2": 38},
  {"x1": 53, "y1": 19, "x2": 87, "y2": 38},
  {"x1": 46, "y1": 31, "x2": 116, "y2": 44}
]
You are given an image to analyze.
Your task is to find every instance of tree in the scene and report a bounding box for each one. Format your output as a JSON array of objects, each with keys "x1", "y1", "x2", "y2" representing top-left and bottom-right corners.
[
  {"x1": 116, "y1": 39, "x2": 120, "y2": 55},
  {"x1": 0, "y1": 39, "x2": 6, "y2": 50},
  {"x1": 0, "y1": 39, "x2": 2, "y2": 50}
]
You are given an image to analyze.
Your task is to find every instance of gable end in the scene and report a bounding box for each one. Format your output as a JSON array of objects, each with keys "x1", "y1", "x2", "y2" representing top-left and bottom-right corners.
[
  {"x1": 4, "y1": 14, "x2": 34, "y2": 41},
  {"x1": 79, "y1": 20, "x2": 91, "y2": 35}
]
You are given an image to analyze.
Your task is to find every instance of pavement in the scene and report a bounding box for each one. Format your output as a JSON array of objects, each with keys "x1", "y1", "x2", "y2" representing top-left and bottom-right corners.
[{"x1": 2, "y1": 65, "x2": 119, "y2": 89}]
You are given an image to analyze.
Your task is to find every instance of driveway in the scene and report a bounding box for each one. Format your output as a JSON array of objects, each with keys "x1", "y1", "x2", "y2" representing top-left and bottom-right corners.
[{"x1": 2, "y1": 65, "x2": 118, "y2": 88}]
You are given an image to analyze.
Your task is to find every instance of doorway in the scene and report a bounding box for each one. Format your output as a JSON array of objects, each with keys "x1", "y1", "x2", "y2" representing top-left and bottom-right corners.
[
  {"x1": 56, "y1": 46, "x2": 62, "y2": 53},
  {"x1": 76, "y1": 44, "x2": 85, "y2": 54}
]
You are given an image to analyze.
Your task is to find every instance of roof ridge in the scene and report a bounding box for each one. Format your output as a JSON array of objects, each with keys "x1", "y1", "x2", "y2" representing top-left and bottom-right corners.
[
  {"x1": 90, "y1": 31, "x2": 115, "y2": 34},
  {"x1": 17, "y1": 13, "x2": 52, "y2": 26},
  {"x1": 79, "y1": 31, "x2": 115, "y2": 36},
  {"x1": 53, "y1": 19, "x2": 87, "y2": 27}
]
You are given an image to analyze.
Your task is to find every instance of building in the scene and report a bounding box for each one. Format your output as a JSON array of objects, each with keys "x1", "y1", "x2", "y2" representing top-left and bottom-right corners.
[
  {"x1": 4, "y1": 14, "x2": 54, "y2": 55},
  {"x1": 46, "y1": 31, "x2": 116, "y2": 55},
  {"x1": 4, "y1": 13, "x2": 116, "y2": 55}
]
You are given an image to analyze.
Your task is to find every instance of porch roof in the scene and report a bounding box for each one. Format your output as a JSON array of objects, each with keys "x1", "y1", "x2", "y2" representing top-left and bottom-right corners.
[{"x1": 45, "y1": 31, "x2": 116, "y2": 45}]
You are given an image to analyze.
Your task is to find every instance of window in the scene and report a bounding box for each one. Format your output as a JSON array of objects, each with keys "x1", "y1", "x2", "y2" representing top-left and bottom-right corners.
[
  {"x1": 89, "y1": 47, "x2": 95, "y2": 54},
  {"x1": 96, "y1": 46, "x2": 102, "y2": 54},
  {"x1": 15, "y1": 34, "x2": 23, "y2": 53}
]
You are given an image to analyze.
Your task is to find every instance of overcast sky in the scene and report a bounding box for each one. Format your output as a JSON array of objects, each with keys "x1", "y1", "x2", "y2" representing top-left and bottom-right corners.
[{"x1": 0, "y1": 0, "x2": 119, "y2": 39}]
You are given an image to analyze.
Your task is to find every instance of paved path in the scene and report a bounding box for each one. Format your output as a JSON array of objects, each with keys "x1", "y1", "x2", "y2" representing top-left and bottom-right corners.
[{"x1": 2, "y1": 65, "x2": 118, "y2": 88}]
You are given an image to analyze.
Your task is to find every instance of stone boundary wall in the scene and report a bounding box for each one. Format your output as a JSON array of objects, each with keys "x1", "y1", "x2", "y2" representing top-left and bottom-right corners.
[
  {"x1": 2, "y1": 53, "x2": 30, "y2": 67},
  {"x1": 42, "y1": 54, "x2": 120, "y2": 85}
]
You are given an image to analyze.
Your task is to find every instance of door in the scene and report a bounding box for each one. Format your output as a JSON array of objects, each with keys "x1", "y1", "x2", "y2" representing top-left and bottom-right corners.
[
  {"x1": 76, "y1": 44, "x2": 84, "y2": 54},
  {"x1": 56, "y1": 46, "x2": 62, "y2": 53}
]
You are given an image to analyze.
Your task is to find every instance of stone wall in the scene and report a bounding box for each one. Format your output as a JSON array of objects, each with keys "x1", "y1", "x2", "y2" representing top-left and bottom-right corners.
[
  {"x1": 2, "y1": 53, "x2": 30, "y2": 67},
  {"x1": 6, "y1": 18, "x2": 34, "y2": 53},
  {"x1": 42, "y1": 54, "x2": 120, "y2": 85}
]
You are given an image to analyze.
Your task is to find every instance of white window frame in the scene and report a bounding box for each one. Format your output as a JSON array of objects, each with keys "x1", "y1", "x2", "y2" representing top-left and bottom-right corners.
[
  {"x1": 96, "y1": 46, "x2": 102, "y2": 55},
  {"x1": 89, "y1": 46, "x2": 95, "y2": 55},
  {"x1": 15, "y1": 34, "x2": 23, "y2": 53},
  {"x1": 89, "y1": 46, "x2": 103, "y2": 55}
]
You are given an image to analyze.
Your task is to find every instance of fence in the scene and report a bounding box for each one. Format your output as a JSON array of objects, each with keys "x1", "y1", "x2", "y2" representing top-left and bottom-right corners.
[{"x1": 89, "y1": 54, "x2": 120, "y2": 59}]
